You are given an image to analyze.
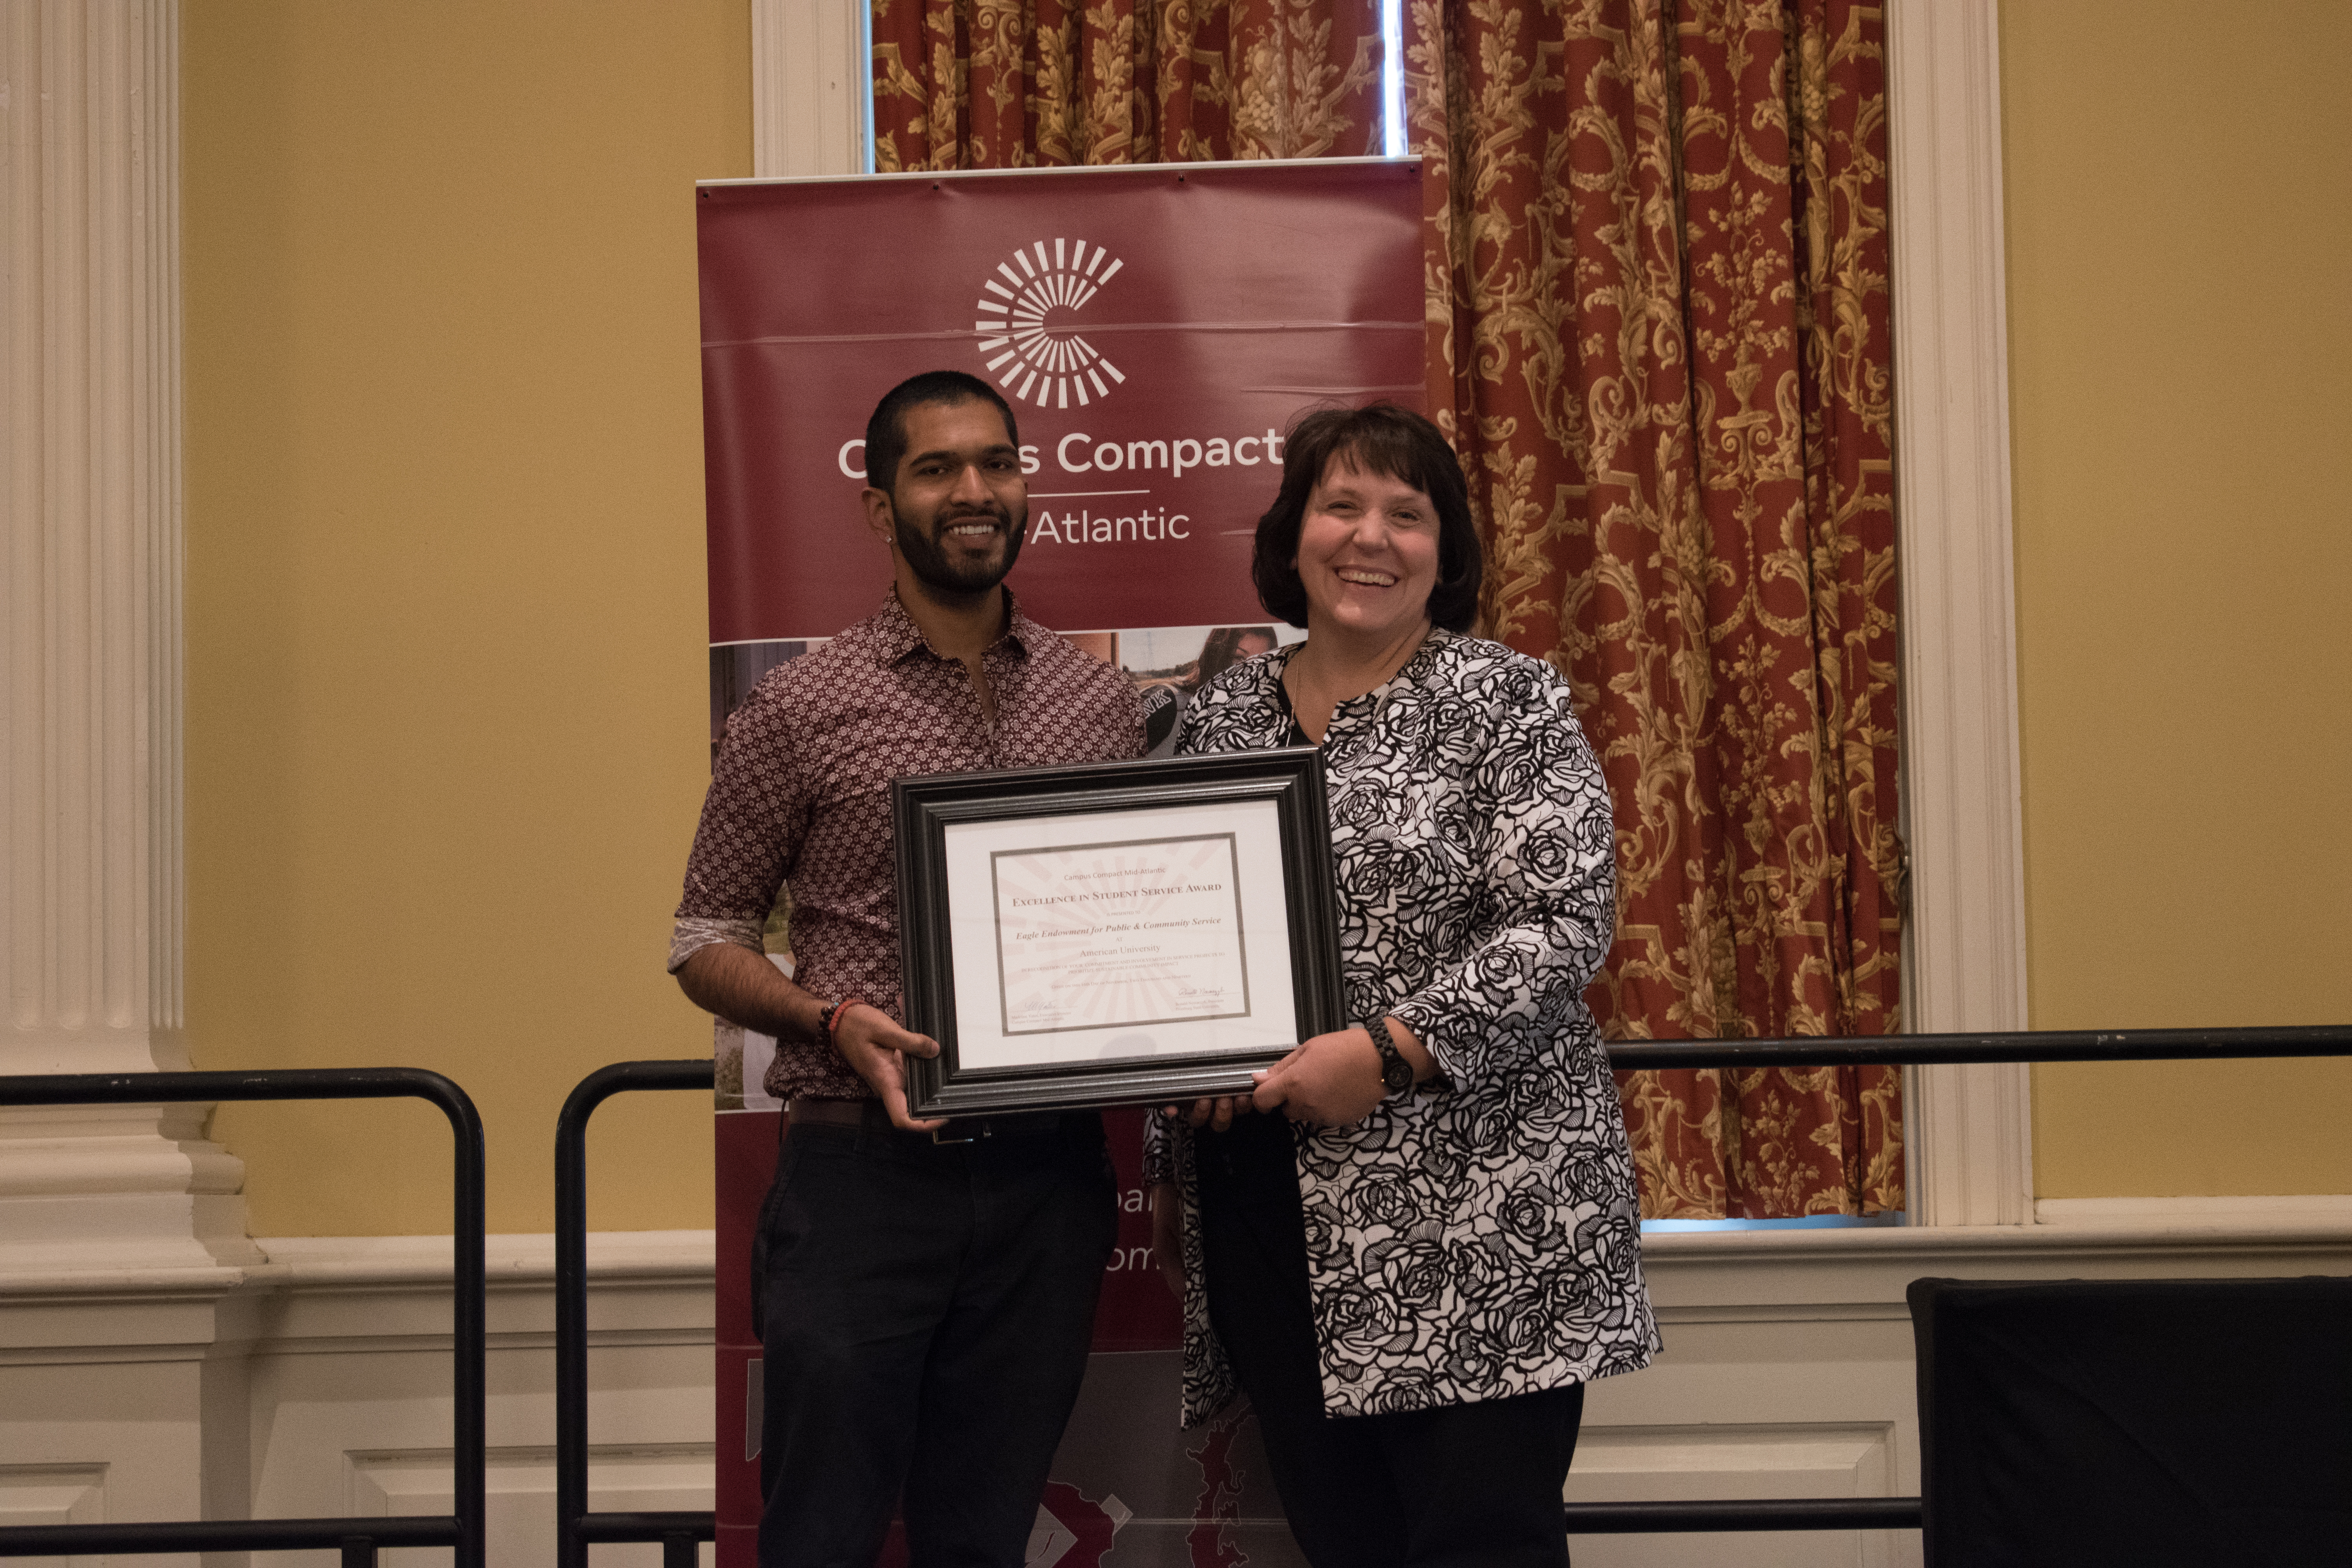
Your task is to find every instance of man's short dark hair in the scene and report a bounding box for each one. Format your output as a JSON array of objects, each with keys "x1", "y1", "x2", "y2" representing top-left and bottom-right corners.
[
  {"x1": 1252, "y1": 403, "x2": 1483, "y2": 633},
  {"x1": 864, "y1": 371, "x2": 1020, "y2": 494}
]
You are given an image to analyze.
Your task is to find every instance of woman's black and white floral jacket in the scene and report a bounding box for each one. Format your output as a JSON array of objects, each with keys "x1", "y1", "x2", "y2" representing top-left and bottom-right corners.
[{"x1": 1143, "y1": 629, "x2": 1661, "y2": 1423}]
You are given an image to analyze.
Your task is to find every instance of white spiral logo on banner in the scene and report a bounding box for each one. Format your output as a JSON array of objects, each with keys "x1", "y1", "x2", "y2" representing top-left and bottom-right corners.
[{"x1": 974, "y1": 238, "x2": 1128, "y2": 410}]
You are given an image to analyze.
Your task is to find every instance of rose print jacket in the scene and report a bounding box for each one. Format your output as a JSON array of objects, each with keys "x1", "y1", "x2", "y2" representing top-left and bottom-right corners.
[{"x1": 1143, "y1": 630, "x2": 1661, "y2": 1422}]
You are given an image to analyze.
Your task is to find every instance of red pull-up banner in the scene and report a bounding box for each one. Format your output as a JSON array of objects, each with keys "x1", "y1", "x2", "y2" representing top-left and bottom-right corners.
[
  {"x1": 696, "y1": 160, "x2": 1423, "y2": 641},
  {"x1": 698, "y1": 158, "x2": 1424, "y2": 1567}
]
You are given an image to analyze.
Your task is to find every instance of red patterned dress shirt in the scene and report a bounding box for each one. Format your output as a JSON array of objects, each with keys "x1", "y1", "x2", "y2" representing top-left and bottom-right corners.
[{"x1": 671, "y1": 591, "x2": 1143, "y2": 1102}]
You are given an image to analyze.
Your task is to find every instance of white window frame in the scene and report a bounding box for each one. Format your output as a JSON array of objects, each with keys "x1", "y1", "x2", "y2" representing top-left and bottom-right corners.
[{"x1": 751, "y1": 0, "x2": 2034, "y2": 1228}]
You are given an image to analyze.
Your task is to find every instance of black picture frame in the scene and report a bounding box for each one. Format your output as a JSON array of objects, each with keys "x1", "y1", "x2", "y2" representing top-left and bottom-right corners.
[{"x1": 894, "y1": 748, "x2": 1345, "y2": 1120}]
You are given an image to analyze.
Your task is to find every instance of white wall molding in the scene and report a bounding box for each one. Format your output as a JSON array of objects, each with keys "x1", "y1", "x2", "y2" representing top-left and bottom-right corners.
[
  {"x1": 255, "y1": 1228, "x2": 717, "y2": 1287},
  {"x1": 1567, "y1": 1425, "x2": 1902, "y2": 1568},
  {"x1": 0, "y1": 1238, "x2": 719, "y2": 1568},
  {"x1": 1641, "y1": 1217, "x2": 2352, "y2": 1282},
  {"x1": 751, "y1": 0, "x2": 867, "y2": 179},
  {"x1": 350, "y1": 1444, "x2": 718, "y2": 1568},
  {"x1": 0, "y1": 0, "x2": 260, "y2": 1283},
  {"x1": 0, "y1": 1464, "x2": 107, "y2": 1532},
  {"x1": 1885, "y1": 0, "x2": 2034, "y2": 1228},
  {"x1": 7, "y1": 1225, "x2": 2341, "y2": 1568},
  {"x1": 2033, "y1": 1195, "x2": 2352, "y2": 1232}
]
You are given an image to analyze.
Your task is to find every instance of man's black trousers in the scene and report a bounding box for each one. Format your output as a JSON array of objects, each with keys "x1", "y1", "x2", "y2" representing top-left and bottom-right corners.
[{"x1": 755, "y1": 1108, "x2": 1117, "y2": 1567}]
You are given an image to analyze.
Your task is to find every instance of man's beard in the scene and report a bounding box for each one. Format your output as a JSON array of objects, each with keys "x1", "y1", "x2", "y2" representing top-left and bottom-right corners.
[{"x1": 892, "y1": 501, "x2": 1026, "y2": 596}]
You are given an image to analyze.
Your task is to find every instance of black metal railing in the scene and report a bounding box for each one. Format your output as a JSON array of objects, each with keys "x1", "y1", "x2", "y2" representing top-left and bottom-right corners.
[
  {"x1": 0, "y1": 1067, "x2": 486, "y2": 1566},
  {"x1": 1561, "y1": 1021, "x2": 2352, "y2": 1534},
  {"x1": 556, "y1": 1059, "x2": 718, "y2": 1568},
  {"x1": 557, "y1": 1024, "x2": 2352, "y2": 1552},
  {"x1": 1601, "y1": 1022, "x2": 2351, "y2": 1072}
]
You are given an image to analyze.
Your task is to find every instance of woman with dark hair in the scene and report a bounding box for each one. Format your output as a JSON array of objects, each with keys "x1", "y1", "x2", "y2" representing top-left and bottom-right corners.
[
  {"x1": 1191, "y1": 624, "x2": 1279, "y2": 688},
  {"x1": 1139, "y1": 625, "x2": 1280, "y2": 756},
  {"x1": 1144, "y1": 403, "x2": 1657, "y2": 1567}
]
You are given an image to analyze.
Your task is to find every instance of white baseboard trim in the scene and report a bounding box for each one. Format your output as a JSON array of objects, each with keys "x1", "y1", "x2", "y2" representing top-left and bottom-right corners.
[
  {"x1": 1633, "y1": 1218, "x2": 2352, "y2": 1326},
  {"x1": 15, "y1": 1215, "x2": 2343, "y2": 1314},
  {"x1": 2033, "y1": 1194, "x2": 2352, "y2": 1232},
  {"x1": 6, "y1": 1219, "x2": 2345, "y2": 1567},
  {"x1": 255, "y1": 1228, "x2": 717, "y2": 1285},
  {"x1": 0, "y1": 1228, "x2": 719, "y2": 1303},
  {"x1": 0, "y1": 1231, "x2": 719, "y2": 1363},
  {"x1": 1641, "y1": 1212, "x2": 2352, "y2": 1261}
]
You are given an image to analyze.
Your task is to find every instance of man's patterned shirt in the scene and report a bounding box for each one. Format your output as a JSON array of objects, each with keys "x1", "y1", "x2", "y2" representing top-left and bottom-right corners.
[{"x1": 671, "y1": 591, "x2": 1143, "y2": 1102}]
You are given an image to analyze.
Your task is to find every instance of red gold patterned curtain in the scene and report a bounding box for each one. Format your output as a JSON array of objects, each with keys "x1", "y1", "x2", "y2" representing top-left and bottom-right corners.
[
  {"x1": 1419, "y1": 0, "x2": 1904, "y2": 1218},
  {"x1": 870, "y1": 0, "x2": 1904, "y2": 1218},
  {"x1": 873, "y1": 0, "x2": 1390, "y2": 169}
]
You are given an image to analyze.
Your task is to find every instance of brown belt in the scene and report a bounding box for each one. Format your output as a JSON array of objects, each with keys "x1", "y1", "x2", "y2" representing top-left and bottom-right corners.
[{"x1": 787, "y1": 1097, "x2": 1071, "y2": 1144}]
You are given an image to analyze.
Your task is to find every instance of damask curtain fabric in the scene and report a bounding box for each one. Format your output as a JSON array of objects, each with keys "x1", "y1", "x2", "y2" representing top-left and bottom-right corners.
[
  {"x1": 869, "y1": 0, "x2": 1904, "y2": 1218},
  {"x1": 1414, "y1": 2, "x2": 1904, "y2": 1217},
  {"x1": 873, "y1": 0, "x2": 1392, "y2": 168}
]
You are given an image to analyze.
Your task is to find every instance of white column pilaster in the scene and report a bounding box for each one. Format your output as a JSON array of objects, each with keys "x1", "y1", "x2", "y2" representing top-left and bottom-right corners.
[
  {"x1": 2, "y1": 0, "x2": 258, "y2": 1285},
  {"x1": 1887, "y1": 0, "x2": 2035, "y2": 1227},
  {"x1": 752, "y1": 0, "x2": 868, "y2": 178}
]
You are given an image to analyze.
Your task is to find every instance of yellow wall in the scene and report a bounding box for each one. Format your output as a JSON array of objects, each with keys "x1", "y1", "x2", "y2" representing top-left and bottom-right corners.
[
  {"x1": 2002, "y1": 0, "x2": 2352, "y2": 1196},
  {"x1": 184, "y1": 3, "x2": 750, "y2": 1234},
  {"x1": 180, "y1": 1, "x2": 2350, "y2": 1235}
]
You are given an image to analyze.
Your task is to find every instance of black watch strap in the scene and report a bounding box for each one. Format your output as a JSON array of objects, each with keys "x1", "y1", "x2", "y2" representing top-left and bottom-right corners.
[{"x1": 1365, "y1": 1015, "x2": 1414, "y2": 1096}]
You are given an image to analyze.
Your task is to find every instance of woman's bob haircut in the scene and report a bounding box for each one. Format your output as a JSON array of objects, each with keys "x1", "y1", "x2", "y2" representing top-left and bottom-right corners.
[{"x1": 1252, "y1": 403, "x2": 1483, "y2": 634}]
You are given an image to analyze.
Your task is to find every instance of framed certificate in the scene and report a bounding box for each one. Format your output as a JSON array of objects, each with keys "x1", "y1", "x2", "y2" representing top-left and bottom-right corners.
[{"x1": 894, "y1": 748, "x2": 1345, "y2": 1119}]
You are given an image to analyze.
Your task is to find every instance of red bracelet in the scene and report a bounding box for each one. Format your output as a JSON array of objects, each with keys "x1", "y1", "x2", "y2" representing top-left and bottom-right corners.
[{"x1": 822, "y1": 997, "x2": 867, "y2": 1039}]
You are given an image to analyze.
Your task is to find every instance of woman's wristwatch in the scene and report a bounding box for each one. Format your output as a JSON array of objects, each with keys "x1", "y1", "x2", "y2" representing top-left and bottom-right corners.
[{"x1": 1364, "y1": 1015, "x2": 1414, "y2": 1096}]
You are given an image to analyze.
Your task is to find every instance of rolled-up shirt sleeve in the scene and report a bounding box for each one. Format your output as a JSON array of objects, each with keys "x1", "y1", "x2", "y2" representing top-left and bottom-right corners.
[
  {"x1": 667, "y1": 915, "x2": 766, "y2": 975},
  {"x1": 668, "y1": 680, "x2": 808, "y2": 973}
]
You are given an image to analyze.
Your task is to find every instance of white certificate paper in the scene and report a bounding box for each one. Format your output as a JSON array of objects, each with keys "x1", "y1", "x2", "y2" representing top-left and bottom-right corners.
[
  {"x1": 942, "y1": 798, "x2": 1301, "y2": 1070},
  {"x1": 992, "y1": 832, "x2": 1250, "y2": 1035}
]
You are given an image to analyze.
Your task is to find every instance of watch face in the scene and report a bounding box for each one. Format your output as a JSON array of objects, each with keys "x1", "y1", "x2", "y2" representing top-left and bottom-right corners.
[{"x1": 1383, "y1": 1057, "x2": 1414, "y2": 1092}]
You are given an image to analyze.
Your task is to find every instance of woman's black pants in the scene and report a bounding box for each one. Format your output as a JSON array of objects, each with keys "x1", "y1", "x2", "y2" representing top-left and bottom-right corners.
[{"x1": 1196, "y1": 1114, "x2": 1585, "y2": 1568}]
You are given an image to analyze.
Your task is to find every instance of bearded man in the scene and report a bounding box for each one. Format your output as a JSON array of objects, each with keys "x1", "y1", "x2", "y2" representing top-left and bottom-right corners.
[{"x1": 671, "y1": 370, "x2": 1142, "y2": 1566}]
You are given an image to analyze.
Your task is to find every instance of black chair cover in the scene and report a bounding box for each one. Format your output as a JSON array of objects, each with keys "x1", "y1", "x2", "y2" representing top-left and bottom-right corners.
[{"x1": 1907, "y1": 1274, "x2": 2352, "y2": 1566}]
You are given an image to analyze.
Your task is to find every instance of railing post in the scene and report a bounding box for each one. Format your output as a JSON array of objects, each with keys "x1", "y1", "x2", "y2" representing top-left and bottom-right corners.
[
  {"x1": 556, "y1": 1061, "x2": 716, "y2": 1568},
  {"x1": 445, "y1": 1079, "x2": 489, "y2": 1568},
  {"x1": 554, "y1": 1067, "x2": 601, "y2": 1568},
  {"x1": 0, "y1": 1067, "x2": 485, "y2": 1566}
]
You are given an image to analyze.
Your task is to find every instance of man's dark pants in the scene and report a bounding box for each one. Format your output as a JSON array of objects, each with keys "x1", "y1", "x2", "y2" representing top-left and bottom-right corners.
[{"x1": 755, "y1": 1107, "x2": 1117, "y2": 1567}]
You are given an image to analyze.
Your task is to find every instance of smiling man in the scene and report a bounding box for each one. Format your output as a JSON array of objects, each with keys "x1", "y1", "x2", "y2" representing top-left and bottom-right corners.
[{"x1": 670, "y1": 370, "x2": 1143, "y2": 1566}]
